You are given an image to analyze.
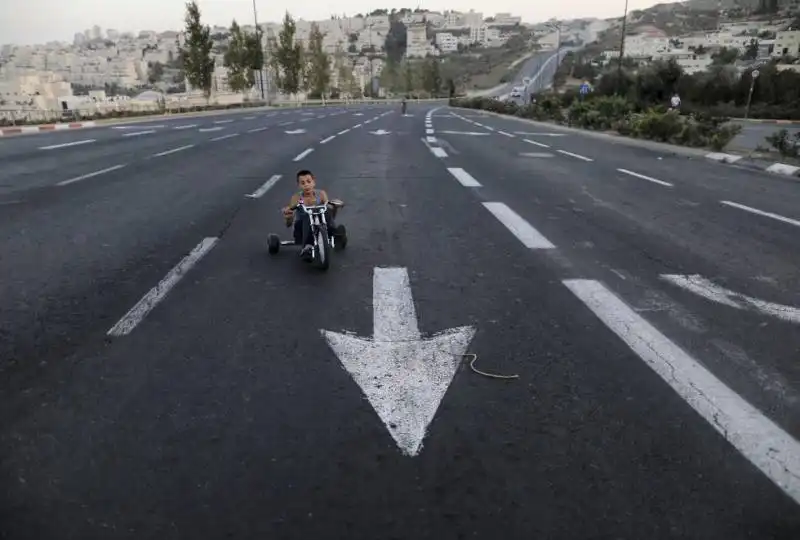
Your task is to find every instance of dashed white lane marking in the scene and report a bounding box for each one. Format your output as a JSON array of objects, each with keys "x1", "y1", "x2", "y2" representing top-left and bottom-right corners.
[
  {"x1": 557, "y1": 149, "x2": 594, "y2": 162},
  {"x1": 107, "y1": 237, "x2": 219, "y2": 337},
  {"x1": 721, "y1": 200, "x2": 800, "y2": 229},
  {"x1": 246, "y1": 174, "x2": 281, "y2": 198},
  {"x1": 320, "y1": 135, "x2": 336, "y2": 144},
  {"x1": 57, "y1": 164, "x2": 126, "y2": 187},
  {"x1": 122, "y1": 130, "x2": 156, "y2": 137},
  {"x1": 484, "y1": 126, "x2": 496, "y2": 132},
  {"x1": 280, "y1": 121, "x2": 295, "y2": 126},
  {"x1": 426, "y1": 128, "x2": 434, "y2": 134},
  {"x1": 617, "y1": 168, "x2": 673, "y2": 187},
  {"x1": 563, "y1": 278, "x2": 800, "y2": 505},
  {"x1": 199, "y1": 127, "x2": 223, "y2": 133},
  {"x1": 243, "y1": 116, "x2": 257, "y2": 120},
  {"x1": 153, "y1": 144, "x2": 194, "y2": 157},
  {"x1": 524, "y1": 138, "x2": 550, "y2": 148},
  {"x1": 248, "y1": 127, "x2": 268, "y2": 133},
  {"x1": 431, "y1": 147, "x2": 448, "y2": 158},
  {"x1": 173, "y1": 124, "x2": 198, "y2": 130},
  {"x1": 353, "y1": 123, "x2": 363, "y2": 128},
  {"x1": 39, "y1": 139, "x2": 95, "y2": 150},
  {"x1": 447, "y1": 167, "x2": 482, "y2": 187},
  {"x1": 214, "y1": 119, "x2": 234, "y2": 124},
  {"x1": 210, "y1": 133, "x2": 239, "y2": 142},
  {"x1": 338, "y1": 129, "x2": 350, "y2": 135},
  {"x1": 294, "y1": 148, "x2": 314, "y2": 161},
  {"x1": 498, "y1": 130, "x2": 515, "y2": 137},
  {"x1": 426, "y1": 136, "x2": 437, "y2": 143},
  {"x1": 482, "y1": 202, "x2": 556, "y2": 249}
]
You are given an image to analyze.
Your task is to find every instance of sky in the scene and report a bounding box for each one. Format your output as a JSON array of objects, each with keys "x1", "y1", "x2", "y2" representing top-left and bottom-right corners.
[{"x1": 1, "y1": 0, "x2": 668, "y2": 45}]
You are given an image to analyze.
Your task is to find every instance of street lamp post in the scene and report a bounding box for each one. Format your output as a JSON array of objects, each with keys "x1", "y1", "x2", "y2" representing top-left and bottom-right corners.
[
  {"x1": 252, "y1": 0, "x2": 265, "y2": 101},
  {"x1": 616, "y1": 0, "x2": 630, "y2": 96}
]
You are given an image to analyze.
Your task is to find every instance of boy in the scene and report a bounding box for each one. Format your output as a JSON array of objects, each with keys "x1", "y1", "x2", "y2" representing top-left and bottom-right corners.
[{"x1": 282, "y1": 169, "x2": 338, "y2": 260}]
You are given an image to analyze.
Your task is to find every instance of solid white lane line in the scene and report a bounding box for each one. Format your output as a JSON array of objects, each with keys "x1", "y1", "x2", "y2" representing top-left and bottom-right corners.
[
  {"x1": 447, "y1": 167, "x2": 482, "y2": 187},
  {"x1": 107, "y1": 237, "x2": 219, "y2": 337},
  {"x1": 720, "y1": 200, "x2": 800, "y2": 229},
  {"x1": 431, "y1": 147, "x2": 448, "y2": 158},
  {"x1": 558, "y1": 149, "x2": 594, "y2": 162},
  {"x1": 524, "y1": 138, "x2": 550, "y2": 148},
  {"x1": 294, "y1": 148, "x2": 314, "y2": 161},
  {"x1": 617, "y1": 168, "x2": 673, "y2": 187},
  {"x1": 482, "y1": 202, "x2": 555, "y2": 249},
  {"x1": 153, "y1": 144, "x2": 194, "y2": 157},
  {"x1": 248, "y1": 127, "x2": 268, "y2": 133},
  {"x1": 563, "y1": 278, "x2": 800, "y2": 506},
  {"x1": 39, "y1": 139, "x2": 95, "y2": 150},
  {"x1": 320, "y1": 135, "x2": 336, "y2": 144},
  {"x1": 498, "y1": 130, "x2": 515, "y2": 137},
  {"x1": 210, "y1": 133, "x2": 239, "y2": 141},
  {"x1": 246, "y1": 174, "x2": 281, "y2": 198},
  {"x1": 57, "y1": 164, "x2": 126, "y2": 187},
  {"x1": 122, "y1": 130, "x2": 156, "y2": 137}
]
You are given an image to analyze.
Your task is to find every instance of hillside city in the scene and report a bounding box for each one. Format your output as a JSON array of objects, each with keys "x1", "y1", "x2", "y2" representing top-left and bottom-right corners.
[{"x1": 0, "y1": 2, "x2": 799, "y2": 118}]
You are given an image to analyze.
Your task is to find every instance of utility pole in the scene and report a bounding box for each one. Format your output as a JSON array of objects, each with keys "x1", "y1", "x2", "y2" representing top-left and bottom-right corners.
[
  {"x1": 252, "y1": 0, "x2": 265, "y2": 101},
  {"x1": 616, "y1": 0, "x2": 629, "y2": 96}
]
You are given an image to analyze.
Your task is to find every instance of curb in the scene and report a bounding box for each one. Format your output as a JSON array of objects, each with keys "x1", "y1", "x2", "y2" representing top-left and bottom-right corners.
[
  {"x1": 733, "y1": 118, "x2": 800, "y2": 125},
  {"x1": 705, "y1": 153, "x2": 800, "y2": 178},
  {"x1": 0, "y1": 121, "x2": 96, "y2": 136}
]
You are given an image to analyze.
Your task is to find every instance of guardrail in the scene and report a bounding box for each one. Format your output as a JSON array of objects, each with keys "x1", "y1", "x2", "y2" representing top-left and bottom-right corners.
[{"x1": 0, "y1": 97, "x2": 451, "y2": 127}]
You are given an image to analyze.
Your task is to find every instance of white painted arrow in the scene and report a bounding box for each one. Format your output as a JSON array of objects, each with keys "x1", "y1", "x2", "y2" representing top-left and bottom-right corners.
[
  {"x1": 370, "y1": 129, "x2": 391, "y2": 135},
  {"x1": 285, "y1": 129, "x2": 306, "y2": 134},
  {"x1": 661, "y1": 274, "x2": 800, "y2": 324},
  {"x1": 321, "y1": 267, "x2": 476, "y2": 457}
]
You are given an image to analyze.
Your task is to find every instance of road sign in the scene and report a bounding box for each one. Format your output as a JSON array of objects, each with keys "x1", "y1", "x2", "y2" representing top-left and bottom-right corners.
[
  {"x1": 580, "y1": 82, "x2": 592, "y2": 95},
  {"x1": 321, "y1": 267, "x2": 476, "y2": 457}
]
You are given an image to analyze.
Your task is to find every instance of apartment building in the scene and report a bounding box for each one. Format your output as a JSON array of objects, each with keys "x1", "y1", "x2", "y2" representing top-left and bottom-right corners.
[{"x1": 773, "y1": 29, "x2": 800, "y2": 56}]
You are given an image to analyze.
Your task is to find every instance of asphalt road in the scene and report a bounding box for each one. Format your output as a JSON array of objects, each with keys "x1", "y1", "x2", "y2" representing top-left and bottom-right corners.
[
  {"x1": 1, "y1": 102, "x2": 800, "y2": 539},
  {"x1": 728, "y1": 120, "x2": 800, "y2": 152},
  {"x1": 488, "y1": 50, "x2": 561, "y2": 101}
]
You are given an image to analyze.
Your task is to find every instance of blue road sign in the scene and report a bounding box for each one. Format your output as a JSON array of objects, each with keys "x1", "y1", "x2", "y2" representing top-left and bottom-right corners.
[{"x1": 580, "y1": 82, "x2": 591, "y2": 95}]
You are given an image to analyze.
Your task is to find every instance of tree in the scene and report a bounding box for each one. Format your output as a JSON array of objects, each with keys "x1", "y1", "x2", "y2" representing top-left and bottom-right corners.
[
  {"x1": 304, "y1": 22, "x2": 330, "y2": 98},
  {"x1": 147, "y1": 61, "x2": 165, "y2": 84},
  {"x1": 224, "y1": 20, "x2": 254, "y2": 93},
  {"x1": 742, "y1": 39, "x2": 759, "y2": 61},
  {"x1": 422, "y1": 57, "x2": 442, "y2": 95},
  {"x1": 712, "y1": 47, "x2": 739, "y2": 65},
  {"x1": 179, "y1": 1, "x2": 214, "y2": 99},
  {"x1": 403, "y1": 60, "x2": 414, "y2": 94},
  {"x1": 270, "y1": 12, "x2": 305, "y2": 96}
]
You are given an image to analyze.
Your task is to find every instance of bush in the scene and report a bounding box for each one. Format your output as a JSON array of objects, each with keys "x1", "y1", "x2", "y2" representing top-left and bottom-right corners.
[{"x1": 450, "y1": 94, "x2": 741, "y2": 151}]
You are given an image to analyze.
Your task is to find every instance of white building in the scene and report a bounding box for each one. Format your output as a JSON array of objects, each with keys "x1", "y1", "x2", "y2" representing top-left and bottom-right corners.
[
  {"x1": 436, "y1": 32, "x2": 459, "y2": 53},
  {"x1": 406, "y1": 22, "x2": 434, "y2": 58},
  {"x1": 773, "y1": 30, "x2": 800, "y2": 57}
]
